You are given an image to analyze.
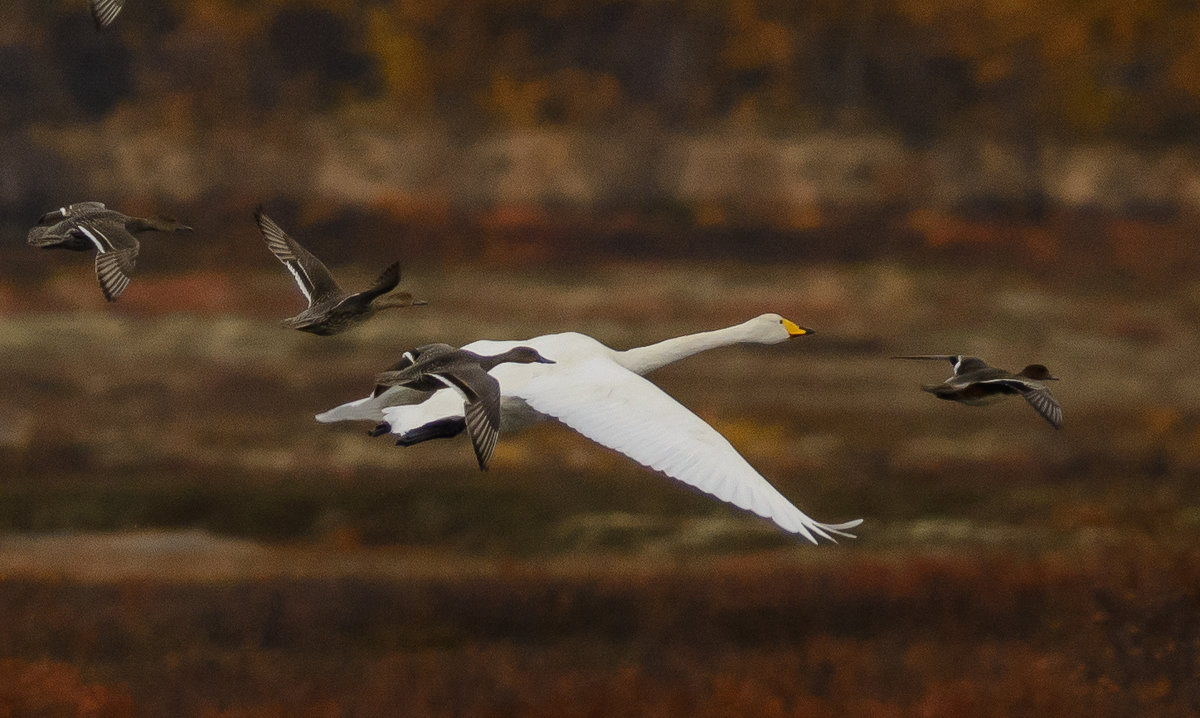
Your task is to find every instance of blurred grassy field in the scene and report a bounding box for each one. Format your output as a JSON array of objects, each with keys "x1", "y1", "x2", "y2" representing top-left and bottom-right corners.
[{"x1": 1, "y1": 259, "x2": 1199, "y2": 715}]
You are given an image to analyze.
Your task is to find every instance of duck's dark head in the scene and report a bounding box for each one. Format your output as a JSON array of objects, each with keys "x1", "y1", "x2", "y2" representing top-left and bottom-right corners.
[
  {"x1": 1018, "y1": 364, "x2": 1057, "y2": 381},
  {"x1": 498, "y1": 346, "x2": 555, "y2": 365},
  {"x1": 129, "y1": 216, "x2": 193, "y2": 234}
]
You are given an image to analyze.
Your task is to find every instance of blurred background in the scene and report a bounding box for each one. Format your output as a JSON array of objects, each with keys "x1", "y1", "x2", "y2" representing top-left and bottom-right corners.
[{"x1": 2, "y1": 1, "x2": 1200, "y2": 715}]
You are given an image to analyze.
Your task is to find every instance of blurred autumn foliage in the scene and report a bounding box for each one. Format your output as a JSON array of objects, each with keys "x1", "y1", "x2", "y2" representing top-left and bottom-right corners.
[
  {"x1": 2, "y1": 547, "x2": 1199, "y2": 717},
  {"x1": 7, "y1": 0, "x2": 1200, "y2": 140},
  {"x1": 3, "y1": 0, "x2": 1200, "y2": 273}
]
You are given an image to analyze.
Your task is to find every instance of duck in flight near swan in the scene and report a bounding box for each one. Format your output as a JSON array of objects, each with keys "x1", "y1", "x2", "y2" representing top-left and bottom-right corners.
[
  {"x1": 26, "y1": 202, "x2": 192, "y2": 301},
  {"x1": 318, "y1": 314, "x2": 863, "y2": 543},
  {"x1": 893, "y1": 354, "x2": 1062, "y2": 428},
  {"x1": 372, "y1": 343, "x2": 554, "y2": 470},
  {"x1": 254, "y1": 208, "x2": 426, "y2": 335}
]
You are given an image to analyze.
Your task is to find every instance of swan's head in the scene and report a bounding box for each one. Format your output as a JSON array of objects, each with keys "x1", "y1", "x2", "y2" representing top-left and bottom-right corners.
[{"x1": 747, "y1": 313, "x2": 813, "y2": 344}]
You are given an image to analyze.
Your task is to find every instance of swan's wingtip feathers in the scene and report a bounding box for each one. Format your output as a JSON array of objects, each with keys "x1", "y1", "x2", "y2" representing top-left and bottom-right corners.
[{"x1": 801, "y1": 518, "x2": 863, "y2": 543}]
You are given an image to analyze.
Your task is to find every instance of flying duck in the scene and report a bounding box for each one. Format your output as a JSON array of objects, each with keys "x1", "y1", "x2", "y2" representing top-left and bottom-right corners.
[
  {"x1": 89, "y1": 0, "x2": 125, "y2": 28},
  {"x1": 26, "y1": 202, "x2": 192, "y2": 301},
  {"x1": 893, "y1": 354, "x2": 1063, "y2": 429},
  {"x1": 318, "y1": 314, "x2": 863, "y2": 543},
  {"x1": 372, "y1": 344, "x2": 554, "y2": 470},
  {"x1": 254, "y1": 208, "x2": 426, "y2": 335}
]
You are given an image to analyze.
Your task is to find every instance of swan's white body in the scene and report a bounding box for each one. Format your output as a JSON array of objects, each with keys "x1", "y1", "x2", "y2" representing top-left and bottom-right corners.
[{"x1": 317, "y1": 314, "x2": 862, "y2": 543}]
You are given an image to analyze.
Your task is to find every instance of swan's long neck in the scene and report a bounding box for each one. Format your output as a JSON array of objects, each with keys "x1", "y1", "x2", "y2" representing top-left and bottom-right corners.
[{"x1": 616, "y1": 322, "x2": 761, "y2": 375}]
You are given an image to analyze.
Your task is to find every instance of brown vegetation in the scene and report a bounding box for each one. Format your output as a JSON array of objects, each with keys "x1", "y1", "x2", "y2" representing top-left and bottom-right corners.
[
  {"x1": 6, "y1": 0, "x2": 1200, "y2": 273},
  {"x1": 2, "y1": 545, "x2": 1199, "y2": 716}
]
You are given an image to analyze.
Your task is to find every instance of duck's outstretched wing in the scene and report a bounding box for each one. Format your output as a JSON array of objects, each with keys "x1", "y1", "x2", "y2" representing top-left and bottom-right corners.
[
  {"x1": 978, "y1": 378, "x2": 1063, "y2": 429},
  {"x1": 89, "y1": 0, "x2": 125, "y2": 28},
  {"x1": 1021, "y1": 386, "x2": 1063, "y2": 429},
  {"x1": 418, "y1": 362, "x2": 500, "y2": 471},
  {"x1": 94, "y1": 246, "x2": 138, "y2": 301},
  {"x1": 254, "y1": 209, "x2": 343, "y2": 307},
  {"x1": 371, "y1": 350, "x2": 422, "y2": 397},
  {"x1": 359, "y1": 262, "x2": 402, "y2": 302},
  {"x1": 513, "y1": 357, "x2": 862, "y2": 543},
  {"x1": 29, "y1": 204, "x2": 116, "y2": 247},
  {"x1": 457, "y1": 369, "x2": 501, "y2": 471},
  {"x1": 373, "y1": 345, "x2": 459, "y2": 396},
  {"x1": 38, "y1": 202, "x2": 108, "y2": 225},
  {"x1": 893, "y1": 355, "x2": 988, "y2": 375}
]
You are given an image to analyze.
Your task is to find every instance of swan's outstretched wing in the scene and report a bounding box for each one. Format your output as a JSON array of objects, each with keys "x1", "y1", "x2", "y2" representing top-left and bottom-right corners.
[{"x1": 513, "y1": 357, "x2": 861, "y2": 543}]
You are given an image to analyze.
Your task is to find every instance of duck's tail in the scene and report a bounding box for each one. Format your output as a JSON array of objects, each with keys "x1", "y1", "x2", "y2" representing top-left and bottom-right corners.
[{"x1": 26, "y1": 226, "x2": 63, "y2": 248}]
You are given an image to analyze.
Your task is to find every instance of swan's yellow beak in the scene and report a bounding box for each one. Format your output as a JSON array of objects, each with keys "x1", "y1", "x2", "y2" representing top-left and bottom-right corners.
[{"x1": 783, "y1": 318, "x2": 812, "y2": 337}]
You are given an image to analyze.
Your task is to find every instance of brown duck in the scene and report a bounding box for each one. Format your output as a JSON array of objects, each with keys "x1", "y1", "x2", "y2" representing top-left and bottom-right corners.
[
  {"x1": 27, "y1": 202, "x2": 192, "y2": 301},
  {"x1": 254, "y1": 208, "x2": 426, "y2": 335},
  {"x1": 372, "y1": 343, "x2": 554, "y2": 470},
  {"x1": 894, "y1": 354, "x2": 1062, "y2": 429}
]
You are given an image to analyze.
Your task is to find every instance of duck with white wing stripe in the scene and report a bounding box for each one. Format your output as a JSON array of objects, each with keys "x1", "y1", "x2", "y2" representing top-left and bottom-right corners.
[
  {"x1": 27, "y1": 202, "x2": 191, "y2": 301},
  {"x1": 893, "y1": 354, "x2": 1063, "y2": 429},
  {"x1": 254, "y1": 207, "x2": 426, "y2": 335},
  {"x1": 372, "y1": 344, "x2": 555, "y2": 470}
]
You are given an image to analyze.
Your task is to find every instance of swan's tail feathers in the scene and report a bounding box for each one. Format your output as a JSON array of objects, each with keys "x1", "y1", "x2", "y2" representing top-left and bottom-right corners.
[{"x1": 315, "y1": 395, "x2": 387, "y2": 423}]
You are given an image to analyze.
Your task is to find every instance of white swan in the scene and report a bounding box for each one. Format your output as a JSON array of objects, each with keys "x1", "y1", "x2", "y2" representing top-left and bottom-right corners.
[{"x1": 317, "y1": 314, "x2": 863, "y2": 543}]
